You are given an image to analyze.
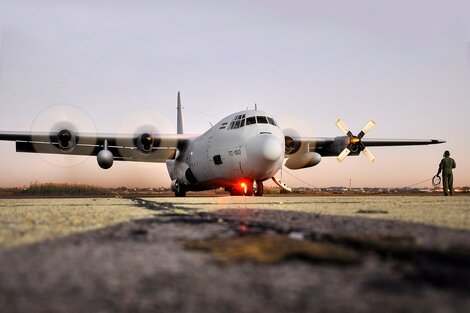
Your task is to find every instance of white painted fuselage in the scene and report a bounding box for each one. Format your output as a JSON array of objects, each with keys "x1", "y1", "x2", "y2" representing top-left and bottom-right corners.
[{"x1": 166, "y1": 110, "x2": 284, "y2": 190}]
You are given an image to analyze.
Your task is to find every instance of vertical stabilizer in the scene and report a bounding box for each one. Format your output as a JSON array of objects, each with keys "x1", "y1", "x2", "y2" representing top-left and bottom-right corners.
[{"x1": 177, "y1": 91, "x2": 184, "y2": 134}]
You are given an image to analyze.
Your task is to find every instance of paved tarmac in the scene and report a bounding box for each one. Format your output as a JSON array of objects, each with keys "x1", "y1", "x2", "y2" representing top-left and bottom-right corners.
[
  {"x1": 0, "y1": 198, "x2": 154, "y2": 248},
  {"x1": 142, "y1": 195, "x2": 470, "y2": 230},
  {"x1": 1, "y1": 196, "x2": 469, "y2": 313}
]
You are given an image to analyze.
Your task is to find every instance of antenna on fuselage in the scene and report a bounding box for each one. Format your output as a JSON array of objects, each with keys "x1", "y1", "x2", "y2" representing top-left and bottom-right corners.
[
  {"x1": 255, "y1": 103, "x2": 257, "y2": 111},
  {"x1": 177, "y1": 91, "x2": 184, "y2": 134}
]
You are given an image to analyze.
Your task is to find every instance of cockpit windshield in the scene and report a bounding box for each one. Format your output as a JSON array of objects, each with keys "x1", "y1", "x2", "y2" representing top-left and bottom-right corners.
[{"x1": 227, "y1": 114, "x2": 278, "y2": 129}]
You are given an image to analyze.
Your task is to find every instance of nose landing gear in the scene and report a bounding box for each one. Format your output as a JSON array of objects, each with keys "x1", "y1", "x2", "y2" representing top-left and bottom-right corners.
[{"x1": 254, "y1": 180, "x2": 264, "y2": 196}]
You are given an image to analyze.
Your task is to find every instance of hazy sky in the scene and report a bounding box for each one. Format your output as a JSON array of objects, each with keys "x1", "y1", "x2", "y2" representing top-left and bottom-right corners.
[{"x1": 0, "y1": 0, "x2": 469, "y2": 188}]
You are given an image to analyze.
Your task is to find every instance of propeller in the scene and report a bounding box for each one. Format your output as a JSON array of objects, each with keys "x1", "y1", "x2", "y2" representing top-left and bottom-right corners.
[
  {"x1": 30, "y1": 103, "x2": 97, "y2": 168},
  {"x1": 116, "y1": 109, "x2": 176, "y2": 156},
  {"x1": 335, "y1": 118, "x2": 376, "y2": 163}
]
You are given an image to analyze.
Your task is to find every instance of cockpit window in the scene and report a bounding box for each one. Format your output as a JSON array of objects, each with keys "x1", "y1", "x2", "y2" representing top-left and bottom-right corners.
[
  {"x1": 228, "y1": 114, "x2": 246, "y2": 129},
  {"x1": 227, "y1": 114, "x2": 278, "y2": 129},
  {"x1": 246, "y1": 116, "x2": 256, "y2": 125}
]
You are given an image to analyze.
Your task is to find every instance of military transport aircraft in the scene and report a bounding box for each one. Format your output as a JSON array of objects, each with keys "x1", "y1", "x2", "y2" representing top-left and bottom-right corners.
[{"x1": 0, "y1": 93, "x2": 444, "y2": 196}]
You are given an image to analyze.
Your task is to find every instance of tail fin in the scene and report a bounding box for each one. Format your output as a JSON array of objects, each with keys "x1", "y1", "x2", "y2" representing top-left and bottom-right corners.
[{"x1": 177, "y1": 91, "x2": 184, "y2": 134}]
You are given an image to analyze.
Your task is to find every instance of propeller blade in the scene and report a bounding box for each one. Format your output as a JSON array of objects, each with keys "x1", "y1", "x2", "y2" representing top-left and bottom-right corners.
[
  {"x1": 362, "y1": 147, "x2": 376, "y2": 163},
  {"x1": 336, "y1": 148, "x2": 351, "y2": 162},
  {"x1": 336, "y1": 119, "x2": 350, "y2": 135},
  {"x1": 361, "y1": 120, "x2": 376, "y2": 135}
]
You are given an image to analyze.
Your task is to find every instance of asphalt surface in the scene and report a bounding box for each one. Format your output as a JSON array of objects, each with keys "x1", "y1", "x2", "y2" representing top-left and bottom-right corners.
[
  {"x1": 0, "y1": 198, "x2": 154, "y2": 248},
  {"x1": 1, "y1": 196, "x2": 470, "y2": 313}
]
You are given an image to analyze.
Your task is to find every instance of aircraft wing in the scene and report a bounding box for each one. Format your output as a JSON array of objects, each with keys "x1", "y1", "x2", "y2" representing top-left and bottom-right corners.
[
  {"x1": 360, "y1": 138, "x2": 445, "y2": 147},
  {"x1": 0, "y1": 131, "x2": 194, "y2": 162},
  {"x1": 297, "y1": 137, "x2": 445, "y2": 157}
]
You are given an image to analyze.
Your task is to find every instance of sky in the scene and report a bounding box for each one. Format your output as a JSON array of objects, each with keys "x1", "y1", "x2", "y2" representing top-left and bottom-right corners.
[{"x1": 0, "y1": 0, "x2": 469, "y2": 188}]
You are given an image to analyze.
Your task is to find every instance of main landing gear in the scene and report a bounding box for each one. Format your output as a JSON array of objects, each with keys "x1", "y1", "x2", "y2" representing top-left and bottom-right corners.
[
  {"x1": 174, "y1": 180, "x2": 186, "y2": 197},
  {"x1": 229, "y1": 180, "x2": 264, "y2": 196}
]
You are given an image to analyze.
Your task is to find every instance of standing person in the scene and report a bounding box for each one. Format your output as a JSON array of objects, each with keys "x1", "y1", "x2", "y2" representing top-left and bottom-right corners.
[{"x1": 437, "y1": 151, "x2": 456, "y2": 196}]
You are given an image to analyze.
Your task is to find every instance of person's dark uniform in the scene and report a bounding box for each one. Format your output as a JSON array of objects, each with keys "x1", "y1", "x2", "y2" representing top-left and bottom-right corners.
[{"x1": 437, "y1": 151, "x2": 456, "y2": 196}]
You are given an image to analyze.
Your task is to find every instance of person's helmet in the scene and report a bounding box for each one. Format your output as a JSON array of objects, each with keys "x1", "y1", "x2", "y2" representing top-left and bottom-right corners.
[{"x1": 444, "y1": 150, "x2": 450, "y2": 157}]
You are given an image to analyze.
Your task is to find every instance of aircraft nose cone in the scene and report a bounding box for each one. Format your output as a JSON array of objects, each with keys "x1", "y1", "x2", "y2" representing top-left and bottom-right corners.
[
  {"x1": 261, "y1": 137, "x2": 283, "y2": 161},
  {"x1": 246, "y1": 135, "x2": 283, "y2": 163}
]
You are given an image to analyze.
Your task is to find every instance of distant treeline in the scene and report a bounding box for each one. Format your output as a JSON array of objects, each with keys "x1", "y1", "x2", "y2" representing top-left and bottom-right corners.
[{"x1": 19, "y1": 182, "x2": 113, "y2": 196}]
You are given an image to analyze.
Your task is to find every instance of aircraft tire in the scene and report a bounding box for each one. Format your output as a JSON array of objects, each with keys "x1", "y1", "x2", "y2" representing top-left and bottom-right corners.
[
  {"x1": 175, "y1": 181, "x2": 186, "y2": 197},
  {"x1": 175, "y1": 190, "x2": 186, "y2": 197},
  {"x1": 254, "y1": 180, "x2": 263, "y2": 196}
]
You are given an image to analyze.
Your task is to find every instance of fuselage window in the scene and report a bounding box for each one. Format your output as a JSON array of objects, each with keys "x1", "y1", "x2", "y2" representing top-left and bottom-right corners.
[
  {"x1": 246, "y1": 116, "x2": 256, "y2": 125},
  {"x1": 267, "y1": 117, "x2": 277, "y2": 126},
  {"x1": 213, "y1": 155, "x2": 223, "y2": 165},
  {"x1": 240, "y1": 119, "x2": 245, "y2": 127},
  {"x1": 256, "y1": 116, "x2": 268, "y2": 124}
]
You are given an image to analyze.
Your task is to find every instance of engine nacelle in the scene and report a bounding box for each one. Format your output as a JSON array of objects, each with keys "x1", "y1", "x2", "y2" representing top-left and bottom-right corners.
[
  {"x1": 97, "y1": 149, "x2": 114, "y2": 169},
  {"x1": 136, "y1": 133, "x2": 154, "y2": 154},
  {"x1": 284, "y1": 135, "x2": 301, "y2": 155},
  {"x1": 285, "y1": 152, "x2": 321, "y2": 169},
  {"x1": 283, "y1": 128, "x2": 309, "y2": 156},
  {"x1": 284, "y1": 128, "x2": 301, "y2": 155},
  {"x1": 54, "y1": 129, "x2": 77, "y2": 152},
  {"x1": 331, "y1": 136, "x2": 352, "y2": 154}
]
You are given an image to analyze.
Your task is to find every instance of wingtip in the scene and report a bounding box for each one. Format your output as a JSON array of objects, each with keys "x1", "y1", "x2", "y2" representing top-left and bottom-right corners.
[{"x1": 432, "y1": 139, "x2": 446, "y2": 144}]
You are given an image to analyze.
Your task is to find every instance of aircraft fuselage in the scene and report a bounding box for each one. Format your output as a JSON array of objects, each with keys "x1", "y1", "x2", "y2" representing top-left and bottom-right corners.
[{"x1": 166, "y1": 110, "x2": 284, "y2": 194}]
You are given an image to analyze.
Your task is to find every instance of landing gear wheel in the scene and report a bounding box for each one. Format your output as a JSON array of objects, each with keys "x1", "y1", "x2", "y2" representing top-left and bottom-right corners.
[
  {"x1": 174, "y1": 180, "x2": 186, "y2": 197},
  {"x1": 254, "y1": 180, "x2": 264, "y2": 196}
]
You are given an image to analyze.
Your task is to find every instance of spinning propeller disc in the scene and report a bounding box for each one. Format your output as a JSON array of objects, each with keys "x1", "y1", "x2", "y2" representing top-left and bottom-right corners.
[
  {"x1": 30, "y1": 103, "x2": 97, "y2": 168},
  {"x1": 116, "y1": 109, "x2": 176, "y2": 155}
]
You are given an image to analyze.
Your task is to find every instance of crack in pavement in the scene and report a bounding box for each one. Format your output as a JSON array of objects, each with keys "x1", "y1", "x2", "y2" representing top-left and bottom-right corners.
[
  {"x1": 1, "y1": 197, "x2": 470, "y2": 313},
  {"x1": 133, "y1": 198, "x2": 470, "y2": 292}
]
